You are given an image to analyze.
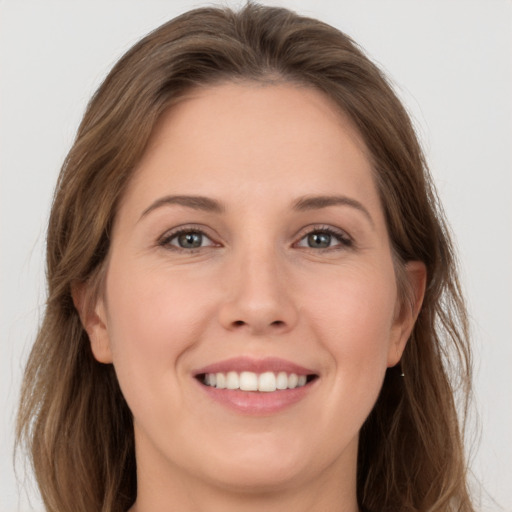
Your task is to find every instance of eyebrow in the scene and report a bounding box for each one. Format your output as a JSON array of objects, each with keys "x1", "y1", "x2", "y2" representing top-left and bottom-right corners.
[
  {"x1": 139, "y1": 193, "x2": 374, "y2": 227},
  {"x1": 292, "y1": 195, "x2": 374, "y2": 227},
  {"x1": 140, "y1": 195, "x2": 225, "y2": 220}
]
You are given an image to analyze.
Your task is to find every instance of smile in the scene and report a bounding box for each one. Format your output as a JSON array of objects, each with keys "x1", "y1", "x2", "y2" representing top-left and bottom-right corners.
[
  {"x1": 193, "y1": 357, "x2": 319, "y2": 414},
  {"x1": 199, "y1": 371, "x2": 316, "y2": 392}
]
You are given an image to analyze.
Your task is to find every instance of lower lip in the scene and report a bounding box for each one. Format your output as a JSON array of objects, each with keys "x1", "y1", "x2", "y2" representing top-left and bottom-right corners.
[{"x1": 196, "y1": 380, "x2": 316, "y2": 415}]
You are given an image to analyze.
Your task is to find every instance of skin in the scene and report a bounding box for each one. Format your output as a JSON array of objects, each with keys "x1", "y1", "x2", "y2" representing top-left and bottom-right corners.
[{"x1": 78, "y1": 82, "x2": 425, "y2": 512}]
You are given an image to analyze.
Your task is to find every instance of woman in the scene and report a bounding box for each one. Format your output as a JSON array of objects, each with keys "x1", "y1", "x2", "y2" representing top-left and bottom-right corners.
[{"x1": 16, "y1": 4, "x2": 475, "y2": 511}]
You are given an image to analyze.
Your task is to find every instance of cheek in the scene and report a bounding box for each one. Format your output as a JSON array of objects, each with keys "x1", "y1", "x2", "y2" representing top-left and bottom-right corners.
[
  {"x1": 102, "y1": 260, "x2": 214, "y2": 405},
  {"x1": 289, "y1": 263, "x2": 399, "y2": 460},
  {"x1": 306, "y1": 263, "x2": 397, "y2": 347},
  {"x1": 302, "y1": 263, "x2": 398, "y2": 394}
]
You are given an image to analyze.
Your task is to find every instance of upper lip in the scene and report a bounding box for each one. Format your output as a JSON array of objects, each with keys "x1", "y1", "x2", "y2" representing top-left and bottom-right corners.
[{"x1": 193, "y1": 356, "x2": 317, "y2": 377}]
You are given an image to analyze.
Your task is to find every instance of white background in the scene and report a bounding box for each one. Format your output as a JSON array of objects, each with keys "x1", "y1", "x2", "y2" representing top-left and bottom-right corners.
[{"x1": 1, "y1": 1, "x2": 510, "y2": 511}]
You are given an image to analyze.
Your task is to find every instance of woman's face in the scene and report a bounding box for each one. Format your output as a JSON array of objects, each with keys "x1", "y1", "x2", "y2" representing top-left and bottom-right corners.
[{"x1": 85, "y1": 83, "x2": 421, "y2": 497}]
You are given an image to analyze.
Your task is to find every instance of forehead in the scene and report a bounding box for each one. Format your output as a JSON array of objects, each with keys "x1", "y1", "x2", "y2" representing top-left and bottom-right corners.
[{"x1": 120, "y1": 82, "x2": 380, "y2": 219}]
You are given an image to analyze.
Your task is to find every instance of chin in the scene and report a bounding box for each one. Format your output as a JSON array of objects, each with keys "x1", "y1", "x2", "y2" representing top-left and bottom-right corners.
[
  {"x1": 201, "y1": 457, "x2": 309, "y2": 494},
  {"x1": 188, "y1": 430, "x2": 345, "y2": 494}
]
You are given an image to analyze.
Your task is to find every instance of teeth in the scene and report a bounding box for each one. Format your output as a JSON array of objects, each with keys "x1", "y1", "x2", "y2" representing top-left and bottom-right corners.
[
  {"x1": 202, "y1": 371, "x2": 311, "y2": 392},
  {"x1": 258, "y1": 371, "x2": 276, "y2": 392},
  {"x1": 205, "y1": 373, "x2": 216, "y2": 387},
  {"x1": 276, "y1": 371, "x2": 288, "y2": 390},
  {"x1": 240, "y1": 371, "x2": 258, "y2": 391},
  {"x1": 226, "y1": 371, "x2": 239, "y2": 390},
  {"x1": 216, "y1": 373, "x2": 226, "y2": 389}
]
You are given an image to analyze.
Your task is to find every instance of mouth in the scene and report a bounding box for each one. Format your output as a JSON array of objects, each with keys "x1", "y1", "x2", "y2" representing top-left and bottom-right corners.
[
  {"x1": 196, "y1": 371, "x2": 318, "y2": 392},
  {"x1": 192, "y1": 357, "x2": 319, "y2": 414}
]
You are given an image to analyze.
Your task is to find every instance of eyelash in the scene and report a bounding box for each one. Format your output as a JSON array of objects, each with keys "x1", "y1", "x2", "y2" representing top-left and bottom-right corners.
[
  {"x1": 157, "y1": 224, "x2": 353, "y2": 253},
  {"x1": 158, "y1": 226, "x2": 217, "y2": 253},
  {"x1": 296, "y1": 225, "x2": 353, "y2": 251}
]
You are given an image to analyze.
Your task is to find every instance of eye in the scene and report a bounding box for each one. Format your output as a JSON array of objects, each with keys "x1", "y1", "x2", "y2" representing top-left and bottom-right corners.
[
  {"x1": 159, "y1": 228, "x2": 216, "y2": 251},
  {"x1": 295, "y1": 226, "x2": 352, "y2": 250}
]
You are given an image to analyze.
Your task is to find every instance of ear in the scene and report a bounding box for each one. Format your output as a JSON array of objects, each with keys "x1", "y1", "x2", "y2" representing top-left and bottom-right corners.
[
  {"x1": 387, "y1": 261, "x2": 427, "y2": 367},
  {"x1": 72, "y1": 282, "x2": 113, "y2": 364}
]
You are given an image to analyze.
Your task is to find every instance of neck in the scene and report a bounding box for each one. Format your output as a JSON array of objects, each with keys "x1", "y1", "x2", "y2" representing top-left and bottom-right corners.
[{"x1": 129, "y1": 435, "x2": 360, "y2": 512}]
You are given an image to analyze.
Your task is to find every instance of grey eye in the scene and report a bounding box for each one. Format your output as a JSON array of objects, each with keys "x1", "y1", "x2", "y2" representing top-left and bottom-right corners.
[
  {"x1": 296, "y1": 227, "x2": 352, "y2": 250},
  {"x1": 307, "y1": 232, "x2": 332, "y2": 248},
  {"x1": 159, "y1": 227, "x2": 217, "y2": 251},
  {"x1": 176, "y1": 232, "x2": 204, "y2": 248}
]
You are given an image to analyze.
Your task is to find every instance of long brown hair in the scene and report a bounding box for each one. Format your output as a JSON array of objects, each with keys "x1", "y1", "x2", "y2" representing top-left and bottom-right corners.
[{"x1": 17, "y1": 4, "x2": 474, "y2": 511}]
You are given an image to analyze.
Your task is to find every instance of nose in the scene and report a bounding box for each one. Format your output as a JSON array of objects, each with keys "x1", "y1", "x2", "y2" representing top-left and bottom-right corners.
[{"x1": 217, "y1": 246, "x2": 299, "y2": 336}]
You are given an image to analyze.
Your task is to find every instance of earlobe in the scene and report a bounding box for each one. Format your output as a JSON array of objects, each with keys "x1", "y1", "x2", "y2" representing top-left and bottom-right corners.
[
  {"x1": 71, "y1": 282, "x2": 113, "y2": 364},
  {"x1": 387, "y1": 261, "x2": 427, "y2": 367}
]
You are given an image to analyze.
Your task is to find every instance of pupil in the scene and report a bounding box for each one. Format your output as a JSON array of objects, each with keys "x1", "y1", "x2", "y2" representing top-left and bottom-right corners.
[
  {"x1": 308, "y1": 233, "x2": 330, "y2": 248},
  {"x1": 179, "y1": 232, "x2": 202, "y2": 248}
]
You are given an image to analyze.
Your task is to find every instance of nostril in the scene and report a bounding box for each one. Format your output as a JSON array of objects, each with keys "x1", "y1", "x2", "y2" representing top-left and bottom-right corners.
[{"x1": 231, "y1": 319, "x2": 285, "y2": 329}]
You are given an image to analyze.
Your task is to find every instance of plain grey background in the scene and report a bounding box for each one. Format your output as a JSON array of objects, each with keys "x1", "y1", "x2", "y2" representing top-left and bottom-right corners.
[{"x1": 1, "y1": 1, "x2": 511, "y2": 510}]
